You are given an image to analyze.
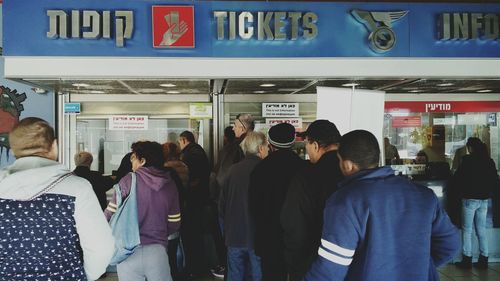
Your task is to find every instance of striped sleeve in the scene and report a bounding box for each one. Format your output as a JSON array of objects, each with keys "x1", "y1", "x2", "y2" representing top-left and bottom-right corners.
[
  {"x1": 303, "y1": 195, "x2": 360, "y2": 281},
  {"x1": 104, "y1": 192, "x2": 117, "y2": 221},
  {"x1": 166, "y1": 179, "x2": 181, "y2": 235}
]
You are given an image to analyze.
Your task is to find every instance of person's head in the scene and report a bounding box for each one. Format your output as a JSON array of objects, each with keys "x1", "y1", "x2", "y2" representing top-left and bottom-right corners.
[
  {"x1": 162, "y1": 142, "x2": 181, "y2": 162},
  {"x1": 240, "y1": 131, "x2": 269, "y2": 159},
  {"x1": 224, "y1": 126, "x2": 236, "y2": 145},
  {"x1": 130, "y1": 141, "x2": 164, "y2": 171},
  {"x1": 74, "y1": 151, "x2": 93, "y2": 167},
  {"x1": 178, "y1": 130, "x2": 195, "y2": 150},
  {"x1": 466, "y1": 137, "x2": 488, "y2": 158},
  {"x1": 415, "y1": 150, "x2": 428, "y2": 164},
  {"x1": 115, "y1": 152, "x2": 133, "y2": 182},
  {"x1": 338, "y1": 130, "x2": 380, "y2": 177},
  {"x1": 233, "y1": 113, "x2": 255, "y2": 138},
  {"x1": 384, "y1": 137, "x2": 390, "y2": 146},
  {"x1": 298, "y1": 120, "x2": 341, "y2": 164},
  {"x1": 9, "y1": 117, "x2": 57, "y2": 160},
  {"x1": 268, "y1": 123, "x2": 296, "y2": 151}
]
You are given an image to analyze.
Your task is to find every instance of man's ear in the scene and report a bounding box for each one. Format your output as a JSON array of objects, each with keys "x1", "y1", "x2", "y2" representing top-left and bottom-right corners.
[
  {"x1": 312, "y1": 141, "x2": 320, "y2": 153},
  {"x1": 340, "y1": 159, "x2": 356, "y2": 177}
]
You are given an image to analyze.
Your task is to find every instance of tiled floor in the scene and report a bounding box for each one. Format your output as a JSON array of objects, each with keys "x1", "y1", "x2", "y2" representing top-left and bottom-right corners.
[
  {"x1": 100, "y1": 263, "x2": 500, "y2": 281},
  {"x1": 438, "y1": 263, "x2": 500, "y2": 281}
]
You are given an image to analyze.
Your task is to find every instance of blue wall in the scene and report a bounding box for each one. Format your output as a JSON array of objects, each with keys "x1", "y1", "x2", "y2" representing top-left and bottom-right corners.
[{"x1": 0, "y1": 57, "x2": 55, "y2": 167}]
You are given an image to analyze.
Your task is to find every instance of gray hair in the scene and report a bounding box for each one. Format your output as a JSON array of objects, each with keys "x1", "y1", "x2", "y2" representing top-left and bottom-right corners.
[
  {"x1": 240, "y1": 131, "x2": 267, "y2": 156},
  {"x1": 236, "y1": 113, "x2": 255, "y2": 132},
  {"x1": 74, "y1": 151, "x2": 93, "y2": 167}
]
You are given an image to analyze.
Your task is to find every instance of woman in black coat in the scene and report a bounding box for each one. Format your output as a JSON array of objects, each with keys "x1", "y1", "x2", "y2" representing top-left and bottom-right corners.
[{"x1": 454, "y1": 137, "x2": 498, "y2": 269}]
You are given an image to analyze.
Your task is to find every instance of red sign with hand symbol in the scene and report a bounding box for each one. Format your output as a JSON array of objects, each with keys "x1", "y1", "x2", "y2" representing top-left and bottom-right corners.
[{"x1": 152, "y1": 6, "x2": 195, "y2": 48}]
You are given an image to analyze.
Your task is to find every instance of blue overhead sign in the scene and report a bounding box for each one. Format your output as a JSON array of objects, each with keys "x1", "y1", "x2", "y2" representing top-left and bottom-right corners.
[
  {"x1": 3, "y1": 0, "x2": 500, "y2": 57},
  {"x1": 64, "y1": 103, "x2": 81, "y2": 114}
]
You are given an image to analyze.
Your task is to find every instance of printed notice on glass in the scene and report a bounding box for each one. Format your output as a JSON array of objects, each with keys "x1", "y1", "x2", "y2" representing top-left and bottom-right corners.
[
  {"x1": 262, "y1": 103, "x2": 299, "y2": 117},
  {"x1": 109, "y1": 115, "x2": 148, "y2": 130},
  {"x1": 266, "y1": 118, "x2": 303, "y2": 129},
  {"x1": 189, "y1": 103, "x2": 213, "y2": 119}
]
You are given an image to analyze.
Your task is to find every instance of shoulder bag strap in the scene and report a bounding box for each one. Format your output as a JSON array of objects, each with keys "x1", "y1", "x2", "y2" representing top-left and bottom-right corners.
[
  {"x1": 21, "y1": 172, "x2": 74, "y2": 201},
  {"x1": 114, "y1": 172, "x2": 137, "y2": 208}
]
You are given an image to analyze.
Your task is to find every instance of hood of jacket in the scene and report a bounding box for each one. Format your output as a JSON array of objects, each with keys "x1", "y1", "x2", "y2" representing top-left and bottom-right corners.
[
  {"x1": 0, "y1": 156, "x2": 70, "y2": 199},
  {"x1": 134, "y1": 166, "x2": 172, "y2": 191}
]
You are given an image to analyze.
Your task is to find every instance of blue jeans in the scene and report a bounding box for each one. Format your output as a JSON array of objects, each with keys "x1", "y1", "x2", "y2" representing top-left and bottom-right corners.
[
  {"x1": 462, "y1": 199, "x2": 489, "y2": 257},
  {"x1": 227, "y1": 247, "x2": 262, "y2": 281}
]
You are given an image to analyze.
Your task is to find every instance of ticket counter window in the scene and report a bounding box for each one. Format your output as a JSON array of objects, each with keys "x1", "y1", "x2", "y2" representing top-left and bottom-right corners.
[
  {"x1": 74, "y1": 118, "x2": 207, "y2": 175},
  {"x1": 383, "y1": 112, "x2": 499, "y2": 171}
]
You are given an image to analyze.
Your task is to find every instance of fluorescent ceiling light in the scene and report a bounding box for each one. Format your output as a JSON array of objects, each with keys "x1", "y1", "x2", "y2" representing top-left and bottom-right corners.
[
  {"x1": 342, "y1": 83, "x2": 360, "y2": 87},
  {"x1": 72, "y1": 83, "x2": 90, "y2": 87},
  {"x1": 409, "y1": 90, "x2": 422, "y2": 93},
  {"x1": 140, "y1": 89, "x2": 164, "y2": 93},
  {"x1": 167, "y1": 90, "x2": 180, "y2": 94},
  {"x1": 260, "y1": 83, "x2": 276, "y2": 87},
  {"x1": 90, "y1": 90, "x2": 105, "y2": 94},
  {"x1": 160, "y1": 83, "x2": 176, "y2": 87},
  {"x1": 477, "y1": 89, "x2": 492, "y2": 93},
  {"x1": 253, "y1": 90, "x2": 266, "y2": 94},
  {"x1": 436, "y1": 83, "x2": 454, "y2": 87}
]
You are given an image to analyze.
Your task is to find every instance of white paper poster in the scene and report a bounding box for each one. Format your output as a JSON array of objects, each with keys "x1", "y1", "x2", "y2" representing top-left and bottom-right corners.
[
  {"x1": 109, "y1": 115, "x2": 148, "y2": 130},
  {"x1": 266, "y1": 118, "x2": 303, "y2": 129},
  {"x1": 189, "y1": 103, "x2": 213, "y2": 119},
  {"x1": 262, "y1": 103, "x2": 299, "y2": 117}
]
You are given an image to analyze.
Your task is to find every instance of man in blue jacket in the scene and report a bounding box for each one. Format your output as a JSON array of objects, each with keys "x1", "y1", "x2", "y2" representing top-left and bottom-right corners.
[{"x1": 304, "y1": 130, "x2": 459, "y2": 281}]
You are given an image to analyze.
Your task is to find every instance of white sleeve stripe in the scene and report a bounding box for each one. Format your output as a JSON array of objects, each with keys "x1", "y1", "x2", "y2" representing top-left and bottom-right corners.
[
  {"x1": 318, "y1": 247, "x2": 353, "y2": 266},
  {"x1": 108, "y1": 202, "x2": 117, "y2": 208},
  {"x1": 321, "y1": 238, "x2": 355, "y2": 257},
  {"x1": 168, "y1": 217, "x2": 181, "y2": 222},
  {"x1": 168, "y1": 213, "x2": 181, "y2": 218}
]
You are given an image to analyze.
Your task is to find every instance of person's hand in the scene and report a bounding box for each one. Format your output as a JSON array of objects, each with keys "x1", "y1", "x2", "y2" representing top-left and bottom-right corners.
[{"x1": 160, "y1": 21, "x2": 188, "y2": 46}]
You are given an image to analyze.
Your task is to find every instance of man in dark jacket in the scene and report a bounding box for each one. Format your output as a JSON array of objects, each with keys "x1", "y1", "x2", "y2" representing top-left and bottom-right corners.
[
  {"x1": 304, "y1": 130, "x2": 459, "y2": 281},
  {"x1": 179, "y1": 130, "x2": 211, "y2": 277},
  {"x1": 280, "y1": 119, "x2": 343, "y2": 281},
  {"x1": 219, "y1": 131, "x2": 269, "y2": 281},
  {"x1": 73, "y1": 151, "x2": 114, "y2": 210},
  {"x1": 211, "y1": 114, "x2": 254, "y2": 278},
  {"x1": 214, "y1": 114, "x2": 255, "y2": 192},
  {"x1": 249, "y1": 123, "x2": 305, "y2": 281}
]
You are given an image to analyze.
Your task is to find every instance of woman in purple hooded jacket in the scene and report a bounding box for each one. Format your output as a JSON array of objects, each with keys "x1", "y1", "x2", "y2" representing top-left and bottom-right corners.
[{"x1": 105, "y1": 141, "x2": 181, "y2": 281}]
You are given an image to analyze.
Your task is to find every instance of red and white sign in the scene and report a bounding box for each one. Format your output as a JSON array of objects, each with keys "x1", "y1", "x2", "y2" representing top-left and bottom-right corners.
[
  {"x1": 391, "y1": 116, "x2": 422, "y2": 128},
  {"x1": 109, "y1": 116, "x2": 148, "y2": 130},
  {"x1": 266, "y1": 118, "x2": 303, "y2": 129},
  {"x1": 385, "y1": 101, "x2": 500, "y2": 113},
  {"x1": 152, "y1": 6, "x2": 195, "y2": 48}
]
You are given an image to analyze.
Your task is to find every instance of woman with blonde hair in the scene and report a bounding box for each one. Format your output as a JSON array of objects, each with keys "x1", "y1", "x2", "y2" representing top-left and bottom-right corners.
[{"x1": 0, "y1": 117, "x2": 114, "y2": 280}]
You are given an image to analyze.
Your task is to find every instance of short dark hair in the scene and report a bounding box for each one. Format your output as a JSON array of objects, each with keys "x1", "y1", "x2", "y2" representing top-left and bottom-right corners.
[
  {"x1": 299, "y1": 120, "x2": 341, "y2": 149},
  {"x1": 416, "y1": 150, "x2": 428, "y2": 159},
  {"x1": 466, "y1": 137, "x2": 488, "y2": 158},
  {"x1": 224, "y1": 126, "x2": 236, "y2": 143},
  {"x1": 338, "y1": 130, "x2": 380, "y2": 169},
  {"x1": 131, "y1": 141, "x2": 164, "y2": 169},
  {"x1": 180, "y1": 130, "x2": 195, "y2": 143}
]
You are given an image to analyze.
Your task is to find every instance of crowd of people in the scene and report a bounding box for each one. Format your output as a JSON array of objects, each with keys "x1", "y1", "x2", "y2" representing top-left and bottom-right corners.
[{"x1": 1, "y1": 115, "x2": 498, "y2": 281}]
